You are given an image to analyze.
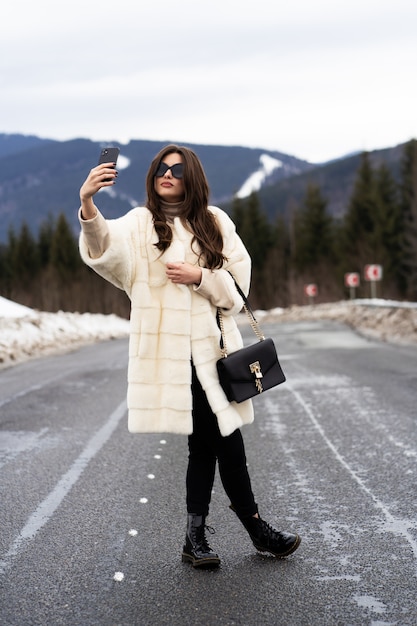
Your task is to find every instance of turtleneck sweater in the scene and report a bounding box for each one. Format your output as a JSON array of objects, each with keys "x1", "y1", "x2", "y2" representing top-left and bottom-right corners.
[{"x1": 159, "y1": 199, "x2": 183, "y2": 222}]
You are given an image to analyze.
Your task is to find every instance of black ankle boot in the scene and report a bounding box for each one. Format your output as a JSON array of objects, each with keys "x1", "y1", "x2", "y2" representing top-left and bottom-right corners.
[
  {"x1": 231, "y1": 506, "x2": 301, "y2": 558},
  {"x1": 182, "y1": 514, "x2": 221, "y2": 568}
]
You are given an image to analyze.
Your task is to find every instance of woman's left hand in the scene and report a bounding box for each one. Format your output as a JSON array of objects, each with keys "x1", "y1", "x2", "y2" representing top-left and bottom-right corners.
[{"x1": 166, "y1": 262, "x2": 202, "y2": 285}]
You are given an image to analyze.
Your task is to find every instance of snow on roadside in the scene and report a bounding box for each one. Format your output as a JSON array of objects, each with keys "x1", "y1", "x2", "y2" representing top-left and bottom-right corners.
[
  {"x1": 255, "y1": 299, "x2": 417, "y2": 345},
  {"x1": 0, "y1": 296, "x2": 37, "y2": 319},
  {"x1": 0, "y1": 297, "x2": 130, "y2": 369},
  {"x1": 1, "y1": 296, "x2": 417, "y2": 371}
]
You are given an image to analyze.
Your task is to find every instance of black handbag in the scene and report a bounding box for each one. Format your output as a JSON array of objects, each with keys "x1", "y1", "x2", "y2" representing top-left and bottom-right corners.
[{"x1": 216, "y1": 278, "x2": 286, "y2": 403}]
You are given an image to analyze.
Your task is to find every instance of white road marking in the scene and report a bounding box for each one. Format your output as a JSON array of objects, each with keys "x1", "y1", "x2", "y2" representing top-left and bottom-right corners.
[
  {"x1": 0, "y1": 399, "x2": 127, "y2": 576},
  {"x1": 0, "y1": 382, "x2": 45, "y2": 409},
  {"x1": 287, "y1": 384, "x2": 417, "y2": 564}
]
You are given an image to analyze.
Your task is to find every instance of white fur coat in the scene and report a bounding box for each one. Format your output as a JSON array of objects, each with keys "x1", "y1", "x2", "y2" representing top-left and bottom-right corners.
[{"x1": 79, "y1": 205, "x2": 254, "y2": 436}]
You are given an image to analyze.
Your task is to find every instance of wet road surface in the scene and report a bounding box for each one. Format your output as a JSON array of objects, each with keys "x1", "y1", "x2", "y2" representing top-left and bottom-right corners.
[{"x1": 0, "y1": 320, "x2": 416, "y2": 625}]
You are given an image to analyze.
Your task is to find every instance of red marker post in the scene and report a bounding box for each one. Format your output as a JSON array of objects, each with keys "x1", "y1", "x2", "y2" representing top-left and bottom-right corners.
[
  {"x1": 304, "y1": 283, "x2": 318, "y2": 304},
  {"x1": 364, "y1": 264, "x2": 383, "y2": 298},
  {"x1": 344, "y1": 272, "x2": 360, "y2": 299}
]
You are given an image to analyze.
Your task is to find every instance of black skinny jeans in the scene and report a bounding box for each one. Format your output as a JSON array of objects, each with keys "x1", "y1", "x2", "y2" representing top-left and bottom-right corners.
[{"x1": 186, "y1": 365, "x2": 258, "y2": 519}]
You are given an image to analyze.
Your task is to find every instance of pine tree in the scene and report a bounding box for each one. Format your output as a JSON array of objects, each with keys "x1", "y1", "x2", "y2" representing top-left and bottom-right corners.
[
  {"x1": 14, "y1": 222, "x2": 40, "y2": 291},
  {"x1": 293, "y1": 183, "x2": 334, "y2": 272},
  {"x1": 38, "y1": 215, "x2": 55, "y2": 268},
  {"x1": 342, "y1": 152, "x2": 377, "y2": 271},
  {"x1": 291, "y1": 183, "x2": 338, "y2": 302},
  {"x1": 235, "y1": 192, "x2": 273, "y2": 308},
  {"x1": 373, "y1": 164, "x2": 404, "y2": 296},
  {"x1": 230, "y1": 195, "x2": 245, "y2": 235},
  {"x1": 0, "y1": 228, "x2": 17, "y2": 297},
  {"x1": 399, "y1": 139, "x2": 417, "y2": 298},
  {"x1": 265, "y1": 215, "x2": 291, "y2": 307},
  {"x1": 238, "y1": 192, "x2": 272, "y2": 271},
  {"x1": 50, "y1": 213, "x2": 82, "y2": 281},
  {"x1": 0, "y1": 244, "x2": 8, "y2": 295}
]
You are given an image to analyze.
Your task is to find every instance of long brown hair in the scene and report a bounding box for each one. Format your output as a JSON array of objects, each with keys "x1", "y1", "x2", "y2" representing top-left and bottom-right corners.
[{"x1": 145, "y1": 144, "x2": 227, "y2": 269}]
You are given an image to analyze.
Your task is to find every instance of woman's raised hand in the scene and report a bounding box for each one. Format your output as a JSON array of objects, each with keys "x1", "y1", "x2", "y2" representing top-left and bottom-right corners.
[
  {"x1": 79, "y1": 163, "x2": 118, "y2": 219},
  {"x1": 80, "y1": 163, "x2": 118, "y2": 201}
]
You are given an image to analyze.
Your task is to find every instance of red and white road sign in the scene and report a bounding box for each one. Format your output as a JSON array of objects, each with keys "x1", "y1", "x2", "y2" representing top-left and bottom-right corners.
[
  {"x1": 304, "y1": 283, "x2": 318, "y2": 297},
  {"x1": 345, "y1": 272, "x2": 360, "y2": 288},
  {"x1": 364, "y1": 264, "x2": 383, "y2": 281}
]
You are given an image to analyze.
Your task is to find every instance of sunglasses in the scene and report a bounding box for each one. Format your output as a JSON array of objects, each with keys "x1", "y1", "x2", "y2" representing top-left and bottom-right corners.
[{"x1": 155, "y1": 161, "x2": 184, "y2": 179}]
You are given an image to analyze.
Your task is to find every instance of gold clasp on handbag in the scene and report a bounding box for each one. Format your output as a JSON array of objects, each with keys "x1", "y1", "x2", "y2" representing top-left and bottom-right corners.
[{"x1": 250, "y1": 361, "x2": 264, "y2": 393}]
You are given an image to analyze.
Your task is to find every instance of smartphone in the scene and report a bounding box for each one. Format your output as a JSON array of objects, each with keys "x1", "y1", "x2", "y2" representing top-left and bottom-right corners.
[
  {"x1": 98, "y1": 147, "x2": 120, "y2": 165},
  {"x1": 98, "y1": 147, "x2": 120, "y2": 182}
]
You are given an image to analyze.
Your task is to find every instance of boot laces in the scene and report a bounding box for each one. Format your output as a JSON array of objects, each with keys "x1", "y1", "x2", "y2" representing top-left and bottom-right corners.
[
  {"x1": 259, "y1": 519, "x2": 281, "y2": 542},
  {"x1": 197, "y1": 524, "x2": 215, "y2": 550}
]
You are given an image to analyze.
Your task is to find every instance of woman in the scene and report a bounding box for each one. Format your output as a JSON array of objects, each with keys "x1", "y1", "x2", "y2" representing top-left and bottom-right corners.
[{"x1": 78, "y1": 144, "x2": 301, "y2": 568}]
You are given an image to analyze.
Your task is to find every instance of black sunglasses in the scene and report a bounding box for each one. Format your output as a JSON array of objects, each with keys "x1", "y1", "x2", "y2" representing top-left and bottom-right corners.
[{"x1": 155, "y1": 161, "x2": 184, "y2": 179}]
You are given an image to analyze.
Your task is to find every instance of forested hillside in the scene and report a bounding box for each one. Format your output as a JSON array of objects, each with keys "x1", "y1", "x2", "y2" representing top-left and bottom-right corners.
[
  {"x1": 231, "y1": 140, "x2": 417, "y2": 307},
  {"x1": 234, "y1": 143, "x2": 406, "y2": 223},
  {"x1": 1, "y1": 140, "x2": 416, "y2": 313},
  {"x1": 0, "y1": 136, "x2": 311, "y2": 242}
]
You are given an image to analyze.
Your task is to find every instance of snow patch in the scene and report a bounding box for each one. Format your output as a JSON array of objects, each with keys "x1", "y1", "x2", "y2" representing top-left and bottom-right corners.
[
  {"x1": 0, "y1": 296, "x2": 36, "y2": 319},
  {"x1": 117, "y1": 154, "x2": 130, "y2": 170},
  {"x1": 0, "y1": 297, "x2": 129, "y2": 369},
  {"x1": 236, "y1": 154, "x2": 282, "y2": 198},
  {"x1": 252, "y1": 299, "x2": 417, "y2": 345},
  {"x1": 353, "y1": 594, "x2": 387, "y2": 615}
]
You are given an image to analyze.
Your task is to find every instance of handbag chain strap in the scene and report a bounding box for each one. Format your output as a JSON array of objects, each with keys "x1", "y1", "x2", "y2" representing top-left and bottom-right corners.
[
  {"x1": 217, "y1": 274, "x2": 265, "y2": 358},
  {"x1": 217, "y1": 307, "x2": 228, "y2": 357}
]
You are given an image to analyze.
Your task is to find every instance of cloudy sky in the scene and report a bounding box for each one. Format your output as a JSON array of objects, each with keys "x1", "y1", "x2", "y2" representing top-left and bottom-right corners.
[{"x1": 1, "y1": 0, "x2": 416, "y2": 163}]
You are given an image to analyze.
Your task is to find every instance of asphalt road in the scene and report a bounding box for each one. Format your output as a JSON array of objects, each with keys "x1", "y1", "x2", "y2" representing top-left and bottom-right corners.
[{"x1": 0, "y1": 320, "x2": 416, "y2": 626}]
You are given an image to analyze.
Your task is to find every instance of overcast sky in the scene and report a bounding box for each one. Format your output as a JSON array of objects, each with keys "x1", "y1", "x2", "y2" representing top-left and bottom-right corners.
[{"x1": 1, "y1": 0, "x2": 416, "y2": 163}]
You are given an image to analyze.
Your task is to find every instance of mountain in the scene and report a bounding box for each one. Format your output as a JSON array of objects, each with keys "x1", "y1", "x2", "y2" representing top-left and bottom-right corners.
[
  {"x1": 0, "y1": 135, "x2": 312, "y2": 242},
  {"x1": 0, "y1": 134, "x2": 412, "y2": 243},
  {"x1": 252, "y1": 142, "x2": 407, "y2": 222},
  {"x1": 0, "y1": 133, "x2": 53, "y2": 158}
]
